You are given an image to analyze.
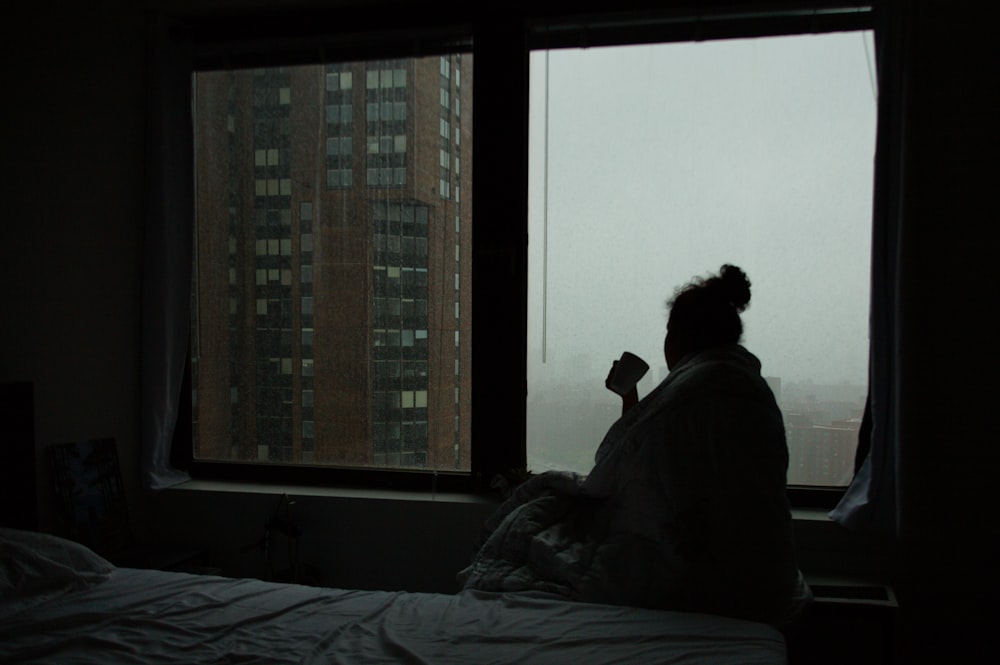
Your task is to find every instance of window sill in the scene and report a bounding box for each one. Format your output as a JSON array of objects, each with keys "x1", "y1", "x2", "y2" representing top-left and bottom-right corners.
[
  {"x1": 168, "y1": 478, "x2": 498, "y2": 506},
  {"x1": 169, "y1": 480, "x2": 835, "y2": 516},
  {"x1": 791, "y1": 507, "x2": 833, "y2": 522},
  {"x1": 154, "y1": 481, "x2": 881, "y2": 585}
]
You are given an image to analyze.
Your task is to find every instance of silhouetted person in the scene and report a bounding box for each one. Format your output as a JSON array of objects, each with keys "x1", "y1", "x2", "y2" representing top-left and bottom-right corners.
[
  {"x1": 464, "y1": 265, "x2": 809, "y2": 626},
  {"x1": 594, "y1": 264, "x2": 808, "y2": 622}
]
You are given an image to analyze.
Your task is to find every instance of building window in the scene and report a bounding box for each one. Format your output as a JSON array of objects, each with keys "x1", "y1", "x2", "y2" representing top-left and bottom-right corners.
[{"x1": 326, "y1": 71, "x2": 353, "y2": 91}]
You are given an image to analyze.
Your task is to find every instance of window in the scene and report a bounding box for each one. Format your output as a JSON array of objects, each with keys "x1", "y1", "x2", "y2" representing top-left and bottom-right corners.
[
  {"x1": 191, "y1": 53, "x2": 472, "y2": 474},
  {"x1": 175, "y1": 4, "x2": 874, "y2": 495},
  {"x1": 526, "y1": 31, "x2": 877, "y2": 487}
]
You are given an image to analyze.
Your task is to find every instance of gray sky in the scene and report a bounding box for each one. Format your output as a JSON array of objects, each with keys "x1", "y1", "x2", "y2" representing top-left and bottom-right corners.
[{"x1": 526, "y1": 31, "x2": 878, "y2": 397}]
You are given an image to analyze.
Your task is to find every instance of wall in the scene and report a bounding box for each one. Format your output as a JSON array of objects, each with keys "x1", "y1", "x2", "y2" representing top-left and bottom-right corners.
[
  {"x1": 147, "y1": 483, "x2": 497, "y2": 592},
  {"x1": 1, "y1": 3, "x2": 149, "y2": 534},
  {"x1": 887, "y1": 2, "x2": 999, "y2": 660}
]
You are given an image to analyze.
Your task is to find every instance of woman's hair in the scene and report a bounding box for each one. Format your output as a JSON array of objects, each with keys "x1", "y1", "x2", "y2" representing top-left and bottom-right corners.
[{"x1": 666, "y1": 264, "x2": 751, "y2": 353}]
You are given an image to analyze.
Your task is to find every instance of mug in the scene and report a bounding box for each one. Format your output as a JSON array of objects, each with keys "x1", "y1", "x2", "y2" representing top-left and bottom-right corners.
[{"x1": 607, "y1": 351, "x2": 649, "y2": 396}]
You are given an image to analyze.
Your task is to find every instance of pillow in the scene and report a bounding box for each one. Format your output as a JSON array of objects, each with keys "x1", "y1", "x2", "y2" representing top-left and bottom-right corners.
[{"x1": 0, "y1": 528, "x2": 114, "y2": 618}]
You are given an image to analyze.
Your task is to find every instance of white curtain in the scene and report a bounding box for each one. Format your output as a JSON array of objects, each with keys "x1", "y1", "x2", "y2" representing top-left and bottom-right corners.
[
  {"x1": 140, "y1": 16, "x2": 193, "y2": 491},
  {"x1": 829, "y1": 0, "x2": 909, "y2": 536}
]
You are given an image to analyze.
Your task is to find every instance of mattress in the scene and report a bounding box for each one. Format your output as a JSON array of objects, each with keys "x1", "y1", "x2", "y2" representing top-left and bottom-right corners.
[{"x1": 0, "y1": 529, "x2": 785, "y2": 664}]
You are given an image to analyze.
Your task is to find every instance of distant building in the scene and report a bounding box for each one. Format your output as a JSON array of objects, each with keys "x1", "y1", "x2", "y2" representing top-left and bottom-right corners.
[
  {"x1": 192, "y1": 55, "x2": 472, "y2": 470},
  {"x1": 786, "y1": 422, "x2": 859, "y2": 486}
]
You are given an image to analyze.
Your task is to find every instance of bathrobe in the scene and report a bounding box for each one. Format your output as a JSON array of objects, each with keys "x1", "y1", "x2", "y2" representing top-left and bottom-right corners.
[{"x1": 461, "y1": 344, "x2": 810, "y2": 625}]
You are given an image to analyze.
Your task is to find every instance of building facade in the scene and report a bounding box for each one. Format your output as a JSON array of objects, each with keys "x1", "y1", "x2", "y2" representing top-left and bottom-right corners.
[{"x1": 192, "y1": 54, "x2": 472, "y2": 471}]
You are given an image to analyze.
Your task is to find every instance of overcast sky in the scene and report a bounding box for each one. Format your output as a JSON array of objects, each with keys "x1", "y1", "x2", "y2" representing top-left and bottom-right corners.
[{"x1": 526, "y1": 30, "x2": 878, "y2": 396}]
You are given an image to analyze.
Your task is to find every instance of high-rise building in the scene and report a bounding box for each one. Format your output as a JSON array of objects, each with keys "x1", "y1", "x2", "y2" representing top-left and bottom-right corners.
[
  {"x1": 786, "y1": 423, "x2": 858, "y2": 486},
  {"x1": 191, "y1": 54, "x2": 472, "y2": 471}
]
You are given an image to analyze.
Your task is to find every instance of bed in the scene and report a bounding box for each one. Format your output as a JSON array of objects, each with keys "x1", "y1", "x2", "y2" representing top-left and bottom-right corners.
[{"x1": 0, "y1": 528, "x2": 787, "y2": 664}]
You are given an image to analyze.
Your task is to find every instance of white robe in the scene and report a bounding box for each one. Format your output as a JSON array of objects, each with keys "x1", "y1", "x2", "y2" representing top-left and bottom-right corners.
[{"x1": 463, "y1": 344, "x2": 810, "y2": 625}]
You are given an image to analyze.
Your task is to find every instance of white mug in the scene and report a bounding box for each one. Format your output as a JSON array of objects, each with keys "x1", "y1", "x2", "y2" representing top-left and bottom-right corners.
[{"x1": 608, "y1": 351, "x2": 649, "y2": 396}]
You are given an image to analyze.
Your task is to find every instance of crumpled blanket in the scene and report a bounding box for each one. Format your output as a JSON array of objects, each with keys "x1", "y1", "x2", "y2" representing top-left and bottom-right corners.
[
  {"x1": 458, "y1": 469, "x2": 689, "y2": 608},
  {"x1": 459, "y1": 472, "x2": 595, "y2": 598},
  {"x1": 460, "y1": 345, "x2": 811, "y2": 625}
]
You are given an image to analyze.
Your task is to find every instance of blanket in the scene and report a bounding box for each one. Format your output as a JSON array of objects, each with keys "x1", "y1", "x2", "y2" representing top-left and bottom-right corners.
[{"x1": 461, "y1": 345, "x2": 810, "y2": 625}]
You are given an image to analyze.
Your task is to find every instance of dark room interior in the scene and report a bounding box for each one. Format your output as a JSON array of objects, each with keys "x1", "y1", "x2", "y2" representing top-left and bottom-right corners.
[{"x1": 1, "y1": 1, "x2": 997, "y2": 662}]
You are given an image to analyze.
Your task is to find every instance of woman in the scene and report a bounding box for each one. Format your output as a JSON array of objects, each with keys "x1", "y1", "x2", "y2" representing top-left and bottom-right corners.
[
  {"x1": 463, "y1": 265, "x2": 809, "y2": 626},
  {"x1": 591, "y1": 264, "x2": 808, "y2": 622}
]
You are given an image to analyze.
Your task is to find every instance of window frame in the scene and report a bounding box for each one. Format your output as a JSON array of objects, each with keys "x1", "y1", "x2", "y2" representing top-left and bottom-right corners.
[{"x1": 168, "y1": 1, "x2": 875, "y2": 505}]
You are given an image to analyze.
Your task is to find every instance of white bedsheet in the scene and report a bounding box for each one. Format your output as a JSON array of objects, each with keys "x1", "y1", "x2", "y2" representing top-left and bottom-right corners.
[{"x1": 0, "y1": 567, "x2": 785, "y2": 664}]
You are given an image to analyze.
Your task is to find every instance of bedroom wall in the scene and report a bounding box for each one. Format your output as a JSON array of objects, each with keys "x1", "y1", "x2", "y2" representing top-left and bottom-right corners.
[
  {"x1": 1, "y1": 0, "x2": 996, "y2": 657},
  {"x1": 1, "y1": 3, "x2": 149, "y2": 536},
  {"x1": 146, "y1": 484, "x2": 497, "y2": 592},
  {"x1": 882, "y1": 3, "x2": 998, "y2": 658}
]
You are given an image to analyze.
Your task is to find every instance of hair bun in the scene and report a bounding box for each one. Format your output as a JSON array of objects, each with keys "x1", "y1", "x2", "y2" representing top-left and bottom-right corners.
[{"x1": 718, "y1": 264, "x2": 751, "y2": 312}]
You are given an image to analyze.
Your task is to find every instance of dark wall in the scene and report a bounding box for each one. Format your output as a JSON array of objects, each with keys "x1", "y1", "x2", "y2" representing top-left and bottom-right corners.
[
  {"x1": 887, "y1": 2, "x2": 999, "y2": 660},
  {"x1": 0, "y1": 383, "x2": 36, "y2": 530},
  {"x1": 0, "y1": 3, "x2": 148, "y2": 534}
]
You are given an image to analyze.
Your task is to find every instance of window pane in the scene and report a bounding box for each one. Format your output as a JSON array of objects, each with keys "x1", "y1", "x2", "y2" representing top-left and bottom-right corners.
[
  {"x1": 193, "y1": 54, "x2": 472, "y2": 471},
  {"x1": 527, "y1": 32, "x2": 877, "y2": 486}
]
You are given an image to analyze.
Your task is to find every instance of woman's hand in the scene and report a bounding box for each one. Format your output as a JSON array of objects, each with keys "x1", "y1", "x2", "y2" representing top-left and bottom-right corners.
[{"x1": 605, "y1": 361, "x2": 639, "y2": 415}]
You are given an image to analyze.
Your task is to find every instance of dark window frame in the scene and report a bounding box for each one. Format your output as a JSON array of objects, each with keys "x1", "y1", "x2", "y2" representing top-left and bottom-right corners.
[{"x1": 169, "y1": 1, "x2": 875, "y2": 505}]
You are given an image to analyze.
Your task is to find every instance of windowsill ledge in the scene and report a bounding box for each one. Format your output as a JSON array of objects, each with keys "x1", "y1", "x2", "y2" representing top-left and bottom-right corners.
[
  {"x1": 167, "y1": 478, "x2": 498, "y2": 505},
  {"x1": 168, "y1": 480, "x2": 835, "y2": 517},
  {"x1": 791, "y1": 507, "x2": 834, "y2": 522},
  {"x1": 158, "y1": 481, "x2": 877, "y2": 580}
]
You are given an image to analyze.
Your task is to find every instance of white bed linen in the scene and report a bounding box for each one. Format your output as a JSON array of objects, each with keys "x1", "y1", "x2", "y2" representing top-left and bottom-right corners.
[{"x1": 0, "y1": 567, "x2": 785, "y2": 664}]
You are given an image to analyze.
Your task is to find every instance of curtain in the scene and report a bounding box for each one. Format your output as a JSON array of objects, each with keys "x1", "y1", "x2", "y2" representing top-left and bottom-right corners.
[
  {"x1": 140, "y1": 16, "x2": 193, "y2": 491},
  {"x1": 829, "y1": 0, "x2": 910, "y2": 536}
]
